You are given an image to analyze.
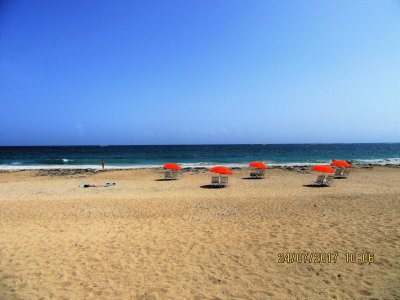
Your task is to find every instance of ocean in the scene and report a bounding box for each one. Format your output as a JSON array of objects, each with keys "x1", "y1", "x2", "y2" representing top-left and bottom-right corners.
[{"x1": 0, "y1": 144, "x2": 399, "y2": 170}]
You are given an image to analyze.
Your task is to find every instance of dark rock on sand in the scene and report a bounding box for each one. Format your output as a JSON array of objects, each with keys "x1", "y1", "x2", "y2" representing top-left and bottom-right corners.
[{"x1": 35, "y1": 169, "x2": 98, "y2": 177}]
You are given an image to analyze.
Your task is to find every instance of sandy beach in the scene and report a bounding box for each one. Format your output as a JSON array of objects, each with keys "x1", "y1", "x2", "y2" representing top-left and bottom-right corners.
[{"x1": 0, "y1": 166, "x2": 399, "y2": 299}]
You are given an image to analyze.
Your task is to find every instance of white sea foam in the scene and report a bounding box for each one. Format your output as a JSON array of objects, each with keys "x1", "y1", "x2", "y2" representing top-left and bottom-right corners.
[
  {"x1": 1, "y1": 157, "x2": 399, "y2": 170},
  {"x1": 354, "y1": 157, "x2": 400, "y2": 165},
  {"x1": 0, "y1": 164, "x2": 159, "y2": 170},
  {"x1": 268, "y1": 162, "x2": 327, "y2": 167}
]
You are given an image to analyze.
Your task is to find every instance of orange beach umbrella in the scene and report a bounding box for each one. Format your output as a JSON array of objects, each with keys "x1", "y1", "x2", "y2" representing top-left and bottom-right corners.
[
  {"x1": 331, "y1": 160, "x2": 352, "y2": 168},
  {"x1": 210, "y1": 166, "x2": 233, "y2": 175},
  {"x1": 311, "y1": 165, "x2": 335, "y2": 173},
  {"x1": 163, "y1": 163, "x2": 182, "y2": 171},
  {"x1": 249, "y1": 161, "x2": 269, "y2": 169}
]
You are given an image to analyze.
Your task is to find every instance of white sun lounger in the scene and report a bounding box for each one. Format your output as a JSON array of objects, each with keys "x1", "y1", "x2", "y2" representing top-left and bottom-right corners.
[
  {"x1": 311, "y1": 175, "x2": 334, "y2": 187},
  {"x1": 250, "y1": 169, "x2": 265, "y2": 179},
  {"x1": 164, "y1": 170, "x2": 173, "y2": 180},
  {"x1": 211, "y1": 176, "x2": 220, "y2": 187},
  {"x1": 165, "y1": 170, "x2": 182, "y2": 180},
  {"x1": 334, "y1": 168, "x2": 350, "y2": 179},
  {"x1": 171, "y1": 171, "x2": 182, "y2": 180},
  {"x1": 210, "y1": 175, "x2": 229, "y2": 187},
  {"x1": 220, "y1": 176, "x2": 229, "y2": 187}
]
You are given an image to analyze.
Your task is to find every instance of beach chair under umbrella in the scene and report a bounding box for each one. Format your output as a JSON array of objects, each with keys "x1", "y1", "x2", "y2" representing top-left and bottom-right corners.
[
  {"x1": 331, "y1": 160, "x2": 352, "y2": 179},
  {"x1": 210, "y1": 166, "x2": 233, "y2": 187},
  {"x1": 163, "y1": 163, "x2": 183, "y2": 180},
  {"x1": 249, "y1": 161, "x2": 268, "y2": 179},
  {"x1": 310, "y1": 165, "x2": 335, "y2": 187}
]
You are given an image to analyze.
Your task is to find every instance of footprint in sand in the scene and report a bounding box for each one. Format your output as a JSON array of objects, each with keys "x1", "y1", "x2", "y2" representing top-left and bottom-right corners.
[
  {"x1": 208, "y1": 274, "x2": 226, "y2": 284},
  {"x1": 358, "y1": 289, "x2": 372, "y2": 296}
]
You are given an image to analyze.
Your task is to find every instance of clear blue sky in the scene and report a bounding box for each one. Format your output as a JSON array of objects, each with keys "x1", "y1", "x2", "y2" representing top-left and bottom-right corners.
[{"x1": 0, "y1": 0, "x2": 399, "y2": 145}]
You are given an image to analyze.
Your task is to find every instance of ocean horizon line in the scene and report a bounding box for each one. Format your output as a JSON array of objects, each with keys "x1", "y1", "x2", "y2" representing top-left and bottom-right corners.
[{"x1": 1, "y1": 142, "x2": 399, "y2": 147}]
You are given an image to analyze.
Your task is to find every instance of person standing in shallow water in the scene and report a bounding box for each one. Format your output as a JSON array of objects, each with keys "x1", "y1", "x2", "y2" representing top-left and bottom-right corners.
[{"x1": 101, "y1": 160, "x2": 105, "y2": 170}]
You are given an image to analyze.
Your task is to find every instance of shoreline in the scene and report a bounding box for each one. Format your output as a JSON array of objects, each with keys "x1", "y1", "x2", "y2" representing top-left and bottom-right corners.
[
  {"x1": 0, "y1": 164, "x2": 399, "y2": 177},
  {"x1": 1, "y1": 163, "x2": 399, "y2": 171}
]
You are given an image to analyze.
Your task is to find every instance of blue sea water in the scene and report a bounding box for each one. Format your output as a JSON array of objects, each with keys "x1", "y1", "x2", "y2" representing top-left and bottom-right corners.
[{"x1": 0, "y1": 144, "x2": 399, "y2": 169}]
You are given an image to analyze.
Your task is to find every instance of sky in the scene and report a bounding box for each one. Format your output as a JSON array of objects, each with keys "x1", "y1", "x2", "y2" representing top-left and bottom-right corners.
[{"x1": 0, "y1": 0, "x2": 399, "y2": 146}]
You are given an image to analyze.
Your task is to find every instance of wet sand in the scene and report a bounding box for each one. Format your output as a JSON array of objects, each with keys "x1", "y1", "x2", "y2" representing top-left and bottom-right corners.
[{"x1": 0, "y1": 167, "x2": 399, "y2": 299}]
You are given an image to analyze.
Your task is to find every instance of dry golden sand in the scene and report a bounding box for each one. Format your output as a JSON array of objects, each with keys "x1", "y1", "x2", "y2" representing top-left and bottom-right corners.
[{"x1": 0, "y1": 167, "x2": 399, "y2": 299}]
